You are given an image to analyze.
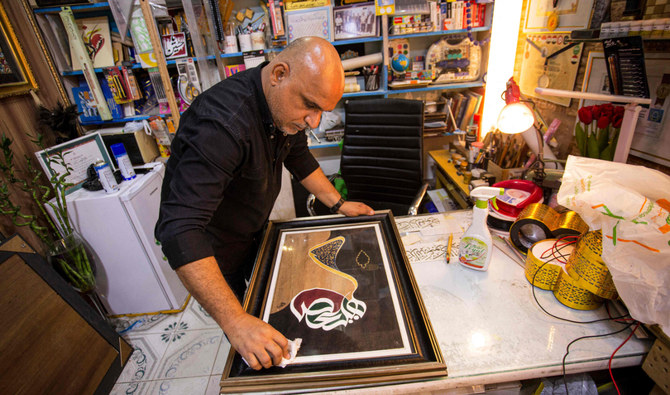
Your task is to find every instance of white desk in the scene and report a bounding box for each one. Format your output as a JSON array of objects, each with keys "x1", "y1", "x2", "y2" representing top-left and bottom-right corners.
[{"x1": 342, "y1": 211, "x2": 651, "y2": 393}]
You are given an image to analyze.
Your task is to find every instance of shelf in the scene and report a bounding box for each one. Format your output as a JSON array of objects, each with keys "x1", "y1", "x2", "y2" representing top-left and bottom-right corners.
[
  {"x1": 220, "y1": 36, "x2": 383, "y2": 58},
  {"x1": 386, "y1": 80, "x2": 484, "y2": 94},
  {"x1": 389, "y1": 26, "x2": 490, "y2": 40},
  {"x1": 79, "y1": 115, "x2": 151, "y2": 126},
  {"x1": 78, "y1": 114, "x2": 165, "y2": 126},
  {"x1": 62, "y1": 63, "x2": 143, "y2": 76},
  {"x1": 60, "y1": 55, "x2": 220, "y2": 76},
  {"x1": 332, "y1": 36, "x2": 384, "y2": 46},
  {"x1": 308, "y1": 141, "x2": 341, "y2": 150},
  {"x1": 342, "y1": 90, "x2": 385, "y2": 98},
  {"x1": 34, "y1": 1, "x2": 110, "y2": 13}
]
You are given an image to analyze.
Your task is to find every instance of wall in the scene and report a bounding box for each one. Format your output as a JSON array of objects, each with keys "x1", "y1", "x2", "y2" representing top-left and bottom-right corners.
[
  {"x1": 513, "y1": 0, "x2": 670, "y2": 174},
  {"x1": 0, "y1": 0, "x2": 69, "y2": 251}
]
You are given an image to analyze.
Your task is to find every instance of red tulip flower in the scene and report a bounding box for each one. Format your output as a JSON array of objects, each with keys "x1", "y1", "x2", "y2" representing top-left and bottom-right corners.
[
  {"x1": 613, "y1": 114, "x2": 623, "y2": 128},
  {"x1": 597, "y1": 115, "x2": 611, "y2": 129},
  {"x1": 578, "y1": 106, "x2": 593, "y2": 125},
  {"x1": 614, "y1": 106, "x2": 625, "y2": 116},
  {"x1": 592, "y1": 105, "x2": 601, "y2": 120}
]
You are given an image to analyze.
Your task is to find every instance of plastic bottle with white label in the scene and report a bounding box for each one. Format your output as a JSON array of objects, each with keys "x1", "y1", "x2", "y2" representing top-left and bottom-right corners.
[
  {"x1": 94, "y1": 159, "x2": 119, "y2": 193},
  {"x1": 458, "y1": 187, "x2": 504, "y2": 271},
  {"x1": 110, "y1": 143, "x2": 136, "y2": 181}
]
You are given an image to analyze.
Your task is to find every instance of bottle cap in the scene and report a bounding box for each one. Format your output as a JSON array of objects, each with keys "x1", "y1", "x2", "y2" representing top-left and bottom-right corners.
[{"x1": 110, "y1": 143, "x2": 127, "y2": 157}]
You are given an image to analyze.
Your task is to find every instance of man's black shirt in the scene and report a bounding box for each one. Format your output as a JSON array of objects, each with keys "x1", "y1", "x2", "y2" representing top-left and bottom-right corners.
[{"x1": 155, "y1": 63, "x2": 319, "y2": 275}]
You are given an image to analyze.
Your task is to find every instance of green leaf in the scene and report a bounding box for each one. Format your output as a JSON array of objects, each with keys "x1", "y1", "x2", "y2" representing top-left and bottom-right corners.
[
  {"x1": 575, "y1": 124, "x2": 587, "y2": 156},
  {"x1": 587, "y1": 133, "x2": 600, "y2": 158},
  {"x1": 600, "y1": 141, "x2": 615, "y2": 161},
  {"x1": 597, "y1": 127, "x2": 609, "y2": 151}
]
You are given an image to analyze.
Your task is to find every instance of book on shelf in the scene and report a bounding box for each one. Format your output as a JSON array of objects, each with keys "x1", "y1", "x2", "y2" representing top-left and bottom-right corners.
[
  {"x1": 68, "y1": 16, "x2": 115, "y2": 71},
  {"x1": 459, "y1": 91, "x2": 481, "y2": 131},
  {"x1": 35, "y1": 13, "x2": 72, "y2": 71}
]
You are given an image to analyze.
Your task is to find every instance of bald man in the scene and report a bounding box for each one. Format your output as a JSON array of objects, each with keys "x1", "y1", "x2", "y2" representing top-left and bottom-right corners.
[{"x1": 155, "y1": 37, "x2": 373, "y2": 370}]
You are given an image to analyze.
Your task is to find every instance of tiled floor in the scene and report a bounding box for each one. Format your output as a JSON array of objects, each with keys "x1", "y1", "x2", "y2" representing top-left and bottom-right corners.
[{"x1": 110, "y1": 297, "x2": 229, "y2": 395}]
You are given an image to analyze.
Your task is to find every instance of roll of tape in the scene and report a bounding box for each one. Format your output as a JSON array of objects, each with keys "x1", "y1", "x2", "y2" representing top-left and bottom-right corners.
[
  {"x1": 565, "y1": 231, "x2": 618, "y2": 300},
  {"x1": 553, "y1": 266, "x2": 604, "y2": 310},
  {"x1": 509, "y1": 204, "x2": 556, "y2": 253},
  {"x1": 524, "y1": 239, "x2": 572, "y2": 290},
  {"x1": 509, "y1": 204, "x2": 588, "y2": 254},
  {"x1": 487, "y1": 214, "x2": 514, "y2": 232}
]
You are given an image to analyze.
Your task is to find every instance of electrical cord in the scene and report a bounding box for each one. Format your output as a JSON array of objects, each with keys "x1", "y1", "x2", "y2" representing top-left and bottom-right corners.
[
  {"x1": 561, "y1": 321, "x2": 637, "y2": 395},
  {"x1": 609, "y1": 322, "x2": 640, "y2": 395},
  {"x1": 531, "y1": 237, "x2": 631, "y2": 324},
  {"x1": 528, "y1": 236, "x2": 637, "y2": 395}
]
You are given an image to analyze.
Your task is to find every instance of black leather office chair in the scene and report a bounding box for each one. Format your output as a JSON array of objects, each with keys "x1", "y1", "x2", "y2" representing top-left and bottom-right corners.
[{"x1": 308, "y1": 98, "x2": 428, "y2": 217}]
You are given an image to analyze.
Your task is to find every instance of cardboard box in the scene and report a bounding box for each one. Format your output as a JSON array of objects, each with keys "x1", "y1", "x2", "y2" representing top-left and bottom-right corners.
[
  {"x1": 487, "y1": 161, "x2": 524, "y2": 181},
  {"x1": 97, "y1": 127, "x2": 159, "y2": 166}
]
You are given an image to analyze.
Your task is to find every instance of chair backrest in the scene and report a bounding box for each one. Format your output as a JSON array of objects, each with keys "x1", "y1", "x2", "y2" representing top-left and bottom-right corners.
[{"x1": 342, "y1": 98, "x2": 424, "y2": 213}]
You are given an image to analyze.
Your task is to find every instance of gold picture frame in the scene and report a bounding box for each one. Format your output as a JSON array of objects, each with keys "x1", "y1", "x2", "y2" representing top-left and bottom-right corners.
[
  {"x1": 221, "y1": 211, "x2": 446, "y2": 393},
  {"x1": 0, "y1": 1, "x2": 38, "y2": 98}
]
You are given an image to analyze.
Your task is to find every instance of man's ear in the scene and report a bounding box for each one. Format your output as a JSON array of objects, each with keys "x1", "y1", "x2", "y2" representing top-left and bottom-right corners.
[{"x1": 270, "y1": 62, "x2": 290, "y2": 86}]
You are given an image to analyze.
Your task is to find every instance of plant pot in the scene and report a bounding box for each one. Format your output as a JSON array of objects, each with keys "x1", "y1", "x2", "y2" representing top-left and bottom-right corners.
[{"x1": 47, "y1": 231, "x2": 97, "y2": 294}]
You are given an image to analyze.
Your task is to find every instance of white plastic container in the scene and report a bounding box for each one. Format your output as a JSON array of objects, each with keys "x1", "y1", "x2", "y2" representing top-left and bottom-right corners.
[
  {"x1": 94, "y1": 159, "x2": 119, "y2": 193},
  {"x1": 111, "y1": 143, "x2": 136, "y2": 181},
  {"x1": 458, "y1": 187, "x2": 504, "y2": 271}
]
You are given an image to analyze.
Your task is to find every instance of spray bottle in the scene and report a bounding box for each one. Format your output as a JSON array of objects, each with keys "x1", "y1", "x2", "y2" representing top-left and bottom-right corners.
[{"x1": 458, "y1": 187, "x2": 504, "y2": 271}]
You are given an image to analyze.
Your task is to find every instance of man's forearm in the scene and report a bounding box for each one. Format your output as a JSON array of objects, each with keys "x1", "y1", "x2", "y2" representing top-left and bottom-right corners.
[
  {"x1": 300, "y1": 167, "x2": 342, "y2": 207},
  {"x1": 175, "y1": 257, "x2": 245, "y2": 334}
]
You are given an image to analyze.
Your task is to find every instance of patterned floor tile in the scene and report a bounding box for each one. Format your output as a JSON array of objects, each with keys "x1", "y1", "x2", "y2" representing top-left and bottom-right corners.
[
  {"x1": 155, "y1": 329, "x2": 224, "y2": 380},
  {"x1": 205, "y1": 375, "x2": 222, "y2": 395},
  {"x1": 112, "y1": 312, "x2": 184, "y2": 336},
  {"x1": 145, "y1": 376, "x2": 210, "y2": 395},
  {"x1": 178, "y1": 298, "x2": 219, "y2": 331},
  {"x1": 109, "y1": 381, "x2": 150, "y2": 395},
  {"x1": 211, "y1": 336, "x2": 232, "y2": 376},
  {"x1": 116, "y1": 332, "x2": 171, "y2": 383}
]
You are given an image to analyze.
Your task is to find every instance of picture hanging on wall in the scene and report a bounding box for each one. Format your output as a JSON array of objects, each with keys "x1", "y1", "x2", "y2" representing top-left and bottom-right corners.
[
  {"x1": 523, "y1": 0, "x2": 595, "y2": 33},
  {"x1": 333, "y1": 3, "x2": 378, "y2": 40},
  {"x1": 285, "y1": 6, "x2": 332, "y2": 42},
  {"x1": 0, "y1": 2, "x2": 38, "y2": 98},
  {"x1": 221, "y1": 212, "x2": 446, "y2": 393}
]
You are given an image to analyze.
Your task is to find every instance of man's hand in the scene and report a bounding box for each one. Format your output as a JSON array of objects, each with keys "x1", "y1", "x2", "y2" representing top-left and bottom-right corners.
[
  {"x1": 226, "y1": 311, "x2": 290, "y2": 370},
  {"x1": 175, "y1": 258, "x2": 290, "y2": 370},
  {"x1": 339, "y1": 201, "x2": 374, "y2": 216}
]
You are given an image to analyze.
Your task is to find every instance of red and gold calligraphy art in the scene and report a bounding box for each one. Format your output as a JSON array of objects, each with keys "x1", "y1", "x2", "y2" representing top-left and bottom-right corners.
[{"x1": 270, "y1": 233, "x2": 367, "y2": 331}]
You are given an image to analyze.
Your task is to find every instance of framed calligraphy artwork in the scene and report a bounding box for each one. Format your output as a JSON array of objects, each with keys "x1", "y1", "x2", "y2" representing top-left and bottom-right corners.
[
  {"x1": 0, "y1": 1, "x2": 38, "y2": 98},
  {"x1": 221, "y1": 211, "x2": 446, "y2": 393}
]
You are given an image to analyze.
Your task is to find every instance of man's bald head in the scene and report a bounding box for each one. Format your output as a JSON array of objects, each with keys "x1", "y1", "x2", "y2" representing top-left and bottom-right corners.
[
  {"x1": 262, "y1": 37, "x2": 344, "y2": 135},
  {"x1": 270, "y1": 37, "x2": 344, "y2": 91}
]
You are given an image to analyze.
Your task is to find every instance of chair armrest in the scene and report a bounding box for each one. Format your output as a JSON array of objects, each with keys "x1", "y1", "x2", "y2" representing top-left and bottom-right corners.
[
  {"x1": 407, "y1": 182, "x2": 429, "y2": 216},
  {"x1": 306, "y1": 174, "x2": 342, "y2": 216}
]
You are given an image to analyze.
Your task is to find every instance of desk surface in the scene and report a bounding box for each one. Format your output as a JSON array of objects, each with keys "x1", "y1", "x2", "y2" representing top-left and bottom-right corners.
[
  {"x1": 342, "y1": 211, "x2": 650, "y2": 393},
  {"x1": 429, "y1": 149, "x2": 470, "y2": 197}
]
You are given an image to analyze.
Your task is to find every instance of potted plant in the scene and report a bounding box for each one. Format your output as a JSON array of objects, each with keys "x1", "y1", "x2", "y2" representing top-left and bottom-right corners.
[
  {"x1": 574, "y1": 103, "x2": 624, "y2": 161},
  {"x1": 0, "y1": 133, "x2": 96, "y2": 294}
]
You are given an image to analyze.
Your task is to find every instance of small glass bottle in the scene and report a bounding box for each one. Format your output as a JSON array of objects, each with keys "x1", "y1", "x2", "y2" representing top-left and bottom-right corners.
[{"x1": 110, "y1": 143, "x2": 136, "y2": 181}]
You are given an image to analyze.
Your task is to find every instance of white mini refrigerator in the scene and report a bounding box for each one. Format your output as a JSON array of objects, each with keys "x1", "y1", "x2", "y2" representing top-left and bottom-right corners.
[{"x1": 56, "y1": 163, "x2": 188, "y2": 315}]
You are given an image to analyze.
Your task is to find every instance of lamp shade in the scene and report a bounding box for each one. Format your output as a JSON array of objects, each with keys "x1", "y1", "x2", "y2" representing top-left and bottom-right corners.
[{"x1": 497, "y1": 102, "x2": 534, "y2": 134}]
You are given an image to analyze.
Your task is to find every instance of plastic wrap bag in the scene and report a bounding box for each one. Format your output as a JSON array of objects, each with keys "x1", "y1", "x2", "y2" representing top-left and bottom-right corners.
[{"x1": 557, "y1": 156, "x2": 670, "y2": 331}]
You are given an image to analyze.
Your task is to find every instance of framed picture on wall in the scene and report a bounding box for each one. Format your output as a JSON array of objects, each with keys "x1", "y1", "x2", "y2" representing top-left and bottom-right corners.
[
  {"x1": 221, "y1": 212, "x2": 446, "y2": 393},
  {"x1": 523, "y1": 0, "x2": 595, "y2": 33},
  {"x1": 285, "y1": 6, "x2": 333, "y2": 42},
  {"x1": 333, "y1": 2, "x2": 378, "y2": 40},
  {"x1": 0, "y1": 2, "x2": 38, "y2": 98}
]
